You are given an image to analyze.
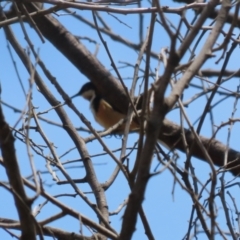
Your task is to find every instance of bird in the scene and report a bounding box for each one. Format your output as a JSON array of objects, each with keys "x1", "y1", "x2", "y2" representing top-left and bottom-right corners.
[{"x1": 71, "y1": 82, "x2": 139, "y2": 132}]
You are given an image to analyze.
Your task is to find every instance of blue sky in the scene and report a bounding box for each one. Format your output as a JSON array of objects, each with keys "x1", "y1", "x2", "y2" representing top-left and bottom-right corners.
[{"x1": 1, "y1": 1, "x2": 240, "y2": 239}]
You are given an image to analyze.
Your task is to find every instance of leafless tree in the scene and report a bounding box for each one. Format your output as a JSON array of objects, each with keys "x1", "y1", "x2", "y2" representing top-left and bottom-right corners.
[{"x1": 1, "y1": 0, "x2": 240, "y2": 239}]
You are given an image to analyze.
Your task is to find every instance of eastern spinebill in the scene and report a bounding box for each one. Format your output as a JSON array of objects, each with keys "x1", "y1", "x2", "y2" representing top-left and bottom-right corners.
[{"x1": 71, "y1": 82, "x2": 139, "y2": 132}]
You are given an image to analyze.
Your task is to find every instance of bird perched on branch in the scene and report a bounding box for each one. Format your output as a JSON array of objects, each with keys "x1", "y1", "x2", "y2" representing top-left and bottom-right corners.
[{"x1": 71, "y1": 82, "x2": 139, "y2": 132}]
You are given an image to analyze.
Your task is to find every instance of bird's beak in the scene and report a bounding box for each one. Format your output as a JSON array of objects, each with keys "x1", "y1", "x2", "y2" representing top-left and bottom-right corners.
[{"x1": 70, "y1": 93, "x2": 79, "y2": 99}]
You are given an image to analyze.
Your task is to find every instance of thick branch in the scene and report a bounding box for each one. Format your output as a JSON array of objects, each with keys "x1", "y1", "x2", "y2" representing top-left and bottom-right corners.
[
  {"x1": 12, "y1": 3, "x2": 240, "y2": 177},
  {"x1": 161, "y1": 119, "x2": 240, "y2": 176},
  {"x1": 23, "y1": 3, "x2": 128, "y2": 114},
  {"x1": 0, "y1": 106, "x2": 36, "y2": 239}
]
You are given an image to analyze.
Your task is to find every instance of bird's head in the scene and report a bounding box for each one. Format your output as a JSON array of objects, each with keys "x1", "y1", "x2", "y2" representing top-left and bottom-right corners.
[{"x1": 71, "y1": 82, "x2": 96, "y2": 101}]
